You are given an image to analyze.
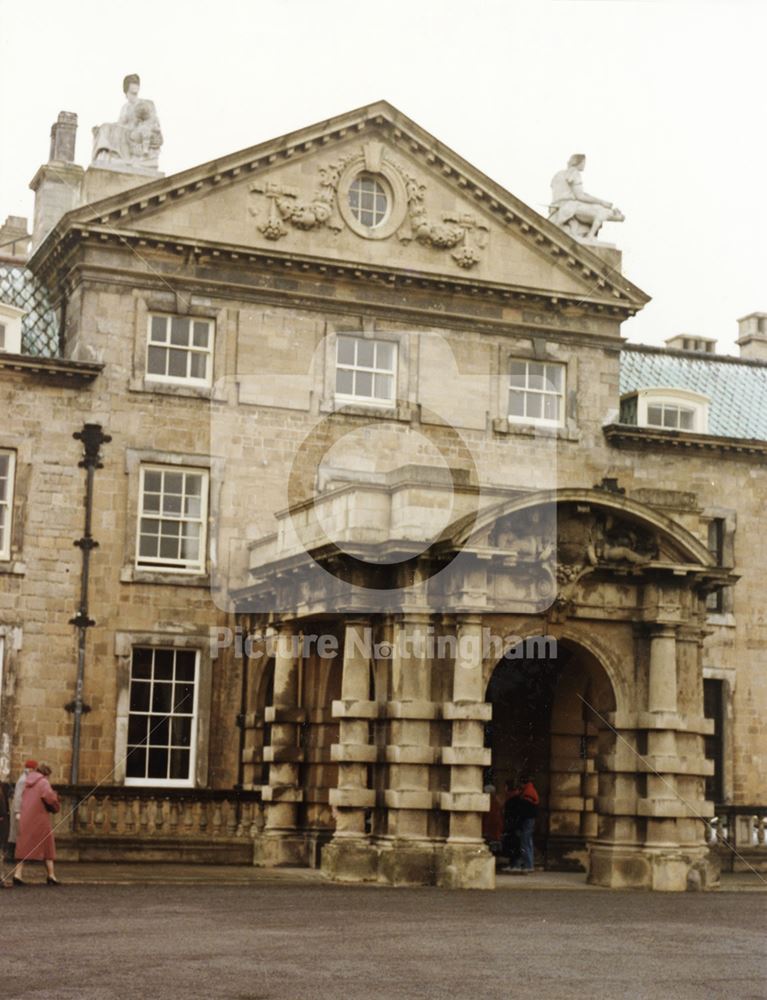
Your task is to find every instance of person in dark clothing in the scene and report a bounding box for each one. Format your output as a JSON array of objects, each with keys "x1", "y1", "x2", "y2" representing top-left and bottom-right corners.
[{"x1": 504, "y1": 774, "x2": 540, "y2": 873}]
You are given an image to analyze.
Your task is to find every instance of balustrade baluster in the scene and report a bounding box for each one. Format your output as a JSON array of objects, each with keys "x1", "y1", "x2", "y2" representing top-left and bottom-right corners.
[
  {"x1": 155, "y1": 798, "x2": 166, "y2": 832},
  {"x1": 235, "y1": 802, "x2": 252, "y2": 837},
  {"x1": 94, "y1": 797, "x2": 105, "y2": 832},
  {"x1": 169, "y1": 800, "x2": 179, "y2": 837},
  {"x1": 183, "y1": 799, "x2": 195, "y2": 836},
  {"x1": 77, "y1": 796, "x2": 93, "y2": 833},
  {"x1": 124, "y1": 798, "x2": 136, "y2": 835},
  {"x1": 139, "y1": 798, "x2": 150, "y2": 836},
  {"x1": 149, "y1": 797, "x2": 159, "y2": 834},
  {"x1": 226, "y1": 801, "x2": 237, "y2": 837},
  {"x1": 212, "y1": 802, "x2": 223, "y2": 837}
]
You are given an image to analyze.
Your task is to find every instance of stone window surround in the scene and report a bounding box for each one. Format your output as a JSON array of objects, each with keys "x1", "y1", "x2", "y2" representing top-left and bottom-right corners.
[
  {"x1": 145, "y1": 312, "x2": 215, "y2": 389},
  {"x1": 702, "y1": 665, "x2": 735, "y2": 804},
  {"x1": 492, "y1": 339, "x2": 580, "y2": 442},
  {"x1": 0, "y1": 434, "x2": 31, "y2": 576},
  {"x1": 120, "y1": 448, "x2": 227, "y2": 587},
  {"x1": 702, "y1": 505, "x2": 737, "y2": 623},
  {"x1": 136, "y1": 464, "x2": 209, "y2": 576},
  {"x1": 128, "y1": 292, "x2": 231, "y2": 401},
  {"x1": 113, "y1": 629, "x2": 215, "y2": 788},
  {"x1": 0, "y1": 447, "x2": 16, "y2": 562},
  {"x1": 336, "y1": 156, "x2": 408, "y2": 241},
  {"x1": 334, "y1": 332, "x2": 398, "y2": 408},
  {"x1": 320, "y1": 320, "x2": 415, "y2": 423}
]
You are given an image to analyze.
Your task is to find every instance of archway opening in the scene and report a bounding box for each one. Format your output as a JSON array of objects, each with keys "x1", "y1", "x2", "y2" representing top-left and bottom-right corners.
[{"x1": 485, "y1": 636, "x2": 617, "y2": 872}]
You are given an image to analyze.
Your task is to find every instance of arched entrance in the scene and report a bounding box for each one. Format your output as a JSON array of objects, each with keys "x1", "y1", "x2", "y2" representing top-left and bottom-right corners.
[{"x1": 486, "y1": 636, "x2": 616, "y2": 872}]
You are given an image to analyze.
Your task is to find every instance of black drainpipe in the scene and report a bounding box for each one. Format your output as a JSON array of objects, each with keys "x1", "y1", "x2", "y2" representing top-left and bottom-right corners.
[{"x1": 67, "y1": 423, "x2": 110, "y2": 785}]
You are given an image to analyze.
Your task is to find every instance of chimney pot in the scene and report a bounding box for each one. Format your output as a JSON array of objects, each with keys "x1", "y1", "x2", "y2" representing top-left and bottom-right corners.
[{"x1": 664, "y1": 334, "x2": 717, "y2": 355}]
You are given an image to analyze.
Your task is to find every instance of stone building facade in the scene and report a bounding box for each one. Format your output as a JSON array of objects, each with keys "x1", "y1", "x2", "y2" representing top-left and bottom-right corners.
[{"x1": 0, "y1": 101, "x2": 764, "y2": 889}]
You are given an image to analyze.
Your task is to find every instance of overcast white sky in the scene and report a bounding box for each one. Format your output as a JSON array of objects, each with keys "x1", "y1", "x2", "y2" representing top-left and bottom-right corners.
[{"x1": 1, "y1": 0, "x2": 764, "y2": 351}]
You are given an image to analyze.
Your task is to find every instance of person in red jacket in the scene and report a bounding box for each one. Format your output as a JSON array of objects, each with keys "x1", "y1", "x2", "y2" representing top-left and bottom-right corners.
[{"x1": 505, "y1": 774, "x2": 539, "y2": 874}]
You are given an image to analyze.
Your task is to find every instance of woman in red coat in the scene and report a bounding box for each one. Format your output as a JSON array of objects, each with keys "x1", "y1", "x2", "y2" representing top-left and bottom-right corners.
[{"x1": 13, "y1": 763, "x2": 61, "y2": 886}]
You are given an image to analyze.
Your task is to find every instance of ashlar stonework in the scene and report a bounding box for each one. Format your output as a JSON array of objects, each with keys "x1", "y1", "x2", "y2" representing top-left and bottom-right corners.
[{"x1": 1, "y1": 100, "x2": 764, "y2": 889}]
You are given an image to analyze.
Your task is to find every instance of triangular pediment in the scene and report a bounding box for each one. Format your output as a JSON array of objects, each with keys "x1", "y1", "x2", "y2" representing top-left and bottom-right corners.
[{"x1": 42, "y1": 102, "x2": 648, "y2": 309}]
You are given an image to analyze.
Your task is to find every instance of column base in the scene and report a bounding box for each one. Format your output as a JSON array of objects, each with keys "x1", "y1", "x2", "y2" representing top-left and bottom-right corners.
[
  {"x1": 588, "y1": 842, "x2": 719, "y2": 891},
  {"x1": 321, "y1": 837, "x2": 379, "y2": 882},
  {"x1": 252, "y1": 831, "x2": 310, "y2": 868},
  {"x1": 435, "y1": 842, "x2": 495, "y2": 890},
  {"x1": 377, "y1": 839, "x2": 438, "y2": 886},
  {"x1": 321, "y1": 837, "x2": 495, "y2": 889}
]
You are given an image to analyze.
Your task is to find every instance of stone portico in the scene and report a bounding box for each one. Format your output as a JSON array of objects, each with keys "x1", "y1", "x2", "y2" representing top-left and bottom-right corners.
[{"x1": 235, "y1": 474, "x2": 731, "y2": 890}]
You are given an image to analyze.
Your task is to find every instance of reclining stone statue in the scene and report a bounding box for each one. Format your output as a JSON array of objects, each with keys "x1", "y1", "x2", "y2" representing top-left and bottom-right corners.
[
  {"x1": 92, "y1": 74, "x2": 163, "y2": 172},
  {"x1": 548, "y1": 154, "x2": 624, "y2": 240}
]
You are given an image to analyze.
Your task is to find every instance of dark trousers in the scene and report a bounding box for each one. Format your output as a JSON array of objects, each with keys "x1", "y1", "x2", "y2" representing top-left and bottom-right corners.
[{"x1": 512, "y1": 817, "x2": 536, "y2": 870}]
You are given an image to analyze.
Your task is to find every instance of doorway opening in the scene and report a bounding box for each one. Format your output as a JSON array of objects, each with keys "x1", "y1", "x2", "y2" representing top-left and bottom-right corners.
[{"x1": 485, "y1": 637, "x2": 616, "y2": 872}]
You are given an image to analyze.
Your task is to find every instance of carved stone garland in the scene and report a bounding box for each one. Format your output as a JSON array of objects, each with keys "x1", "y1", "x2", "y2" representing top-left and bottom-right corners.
[{"x1": 248, "y1": 142, "x2": 490, "y2": 269}]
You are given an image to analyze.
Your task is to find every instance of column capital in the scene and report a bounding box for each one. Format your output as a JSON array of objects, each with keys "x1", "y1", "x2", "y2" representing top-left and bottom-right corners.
[
  {"x1": 455, "y1": 614, "x2": 484, "y2": 630},
  {"x1": 647, "y1": 623, "x2": 679, "y2": 639}
]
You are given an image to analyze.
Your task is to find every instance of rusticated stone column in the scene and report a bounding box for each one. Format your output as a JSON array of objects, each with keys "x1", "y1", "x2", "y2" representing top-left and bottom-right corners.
[
  {"x1": 648, "y1": 625, "x2": 678, "y2": 715},
  {"x1": 254, "y1": 623, "x2": 307, "y2": 867},
  {"x1": 379, "y1": 613, "x2": 439, "y2": 885},
  {"x1": 437, "y1": 616, "x2": 494, "y2": 889},
  {"x1": 322, "y1": 619, "x2": 378, "y2": 881},
  {"x1": 645, "y1": 625, "x2": 680, "y2": 848}
]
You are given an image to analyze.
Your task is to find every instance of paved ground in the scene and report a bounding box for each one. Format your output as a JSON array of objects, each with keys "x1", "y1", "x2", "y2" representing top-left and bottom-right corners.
[
  {"x1": 4, "y1": 860, "x2": 766, "y2": 891},
  {"x1": 2, "y1": 874, "x2": 765, "y2": 1000}
]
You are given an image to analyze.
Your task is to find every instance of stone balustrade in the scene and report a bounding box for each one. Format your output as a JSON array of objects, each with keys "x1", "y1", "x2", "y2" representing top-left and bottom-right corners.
[
  {"x1": 53, "y1": 785, "x2": 263, "y2": 864},
  {"x1": 707, "y1": 806, "x2": 767, "y2": 872}
]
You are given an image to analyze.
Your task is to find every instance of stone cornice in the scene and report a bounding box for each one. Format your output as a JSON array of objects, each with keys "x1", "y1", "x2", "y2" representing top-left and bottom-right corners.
[
  {"x1": 0, "y1": 351, "x2": 102, "y2": 381},
  {"x1": 29, "y1": 101, "x2": 649, "y2": 312},
  {"x1": 603, "y1": 422, "x2": 767, "y2": 455},
  {"x1": 35, "y1": 225, "x2": 638, "y2": 338}
]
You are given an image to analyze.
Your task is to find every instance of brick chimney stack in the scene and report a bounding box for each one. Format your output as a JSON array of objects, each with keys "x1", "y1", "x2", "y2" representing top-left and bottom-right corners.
[
  {"x1": 736, "y1": 313, "x2": 767, "y2": 362},
  {"x1": 29, "y1": 111, "x2": 84, "y2": 253}
]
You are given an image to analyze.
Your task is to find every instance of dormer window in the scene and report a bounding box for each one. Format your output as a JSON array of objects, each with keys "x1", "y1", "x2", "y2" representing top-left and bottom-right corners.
[
  {"x1": 647, "y1": 402, "x2": 695, "y2": 431},
  {"x1": 0, "y1": 303, "x2": 24, "y2": 355},
  {"x1": 620, "y1": 387, "x2": 709, "y2": 434}
]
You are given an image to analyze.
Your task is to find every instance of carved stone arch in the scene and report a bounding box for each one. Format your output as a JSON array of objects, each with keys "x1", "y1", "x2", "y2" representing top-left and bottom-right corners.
[
  {"x1": 482, "y1": 624, "x2": 628, "y2": 716},
  {"x1": 450, "y1": 487, "x2": 714, "y2": 567}
]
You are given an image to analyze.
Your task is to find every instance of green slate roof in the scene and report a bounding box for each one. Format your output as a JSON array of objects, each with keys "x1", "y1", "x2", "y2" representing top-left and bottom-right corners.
[
  {"x1": 619, "y1": 346, "x2": 767, "y2": 441},
  {"x1": 0, "y1": 263, "x2": 58, "y2": 357}
]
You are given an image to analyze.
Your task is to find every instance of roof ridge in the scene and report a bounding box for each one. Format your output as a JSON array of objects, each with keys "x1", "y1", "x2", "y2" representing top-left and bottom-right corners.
[{"x1": 621, "y1": 342, "x2": 767, "y2": 369}]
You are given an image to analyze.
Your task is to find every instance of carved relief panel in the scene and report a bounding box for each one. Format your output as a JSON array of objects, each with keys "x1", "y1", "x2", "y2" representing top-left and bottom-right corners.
[{"x1": 248, "y1": 140, "x2": 490, "y2": 269}]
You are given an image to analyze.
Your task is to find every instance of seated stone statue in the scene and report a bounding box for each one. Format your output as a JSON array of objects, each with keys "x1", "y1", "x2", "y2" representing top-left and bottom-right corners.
[
  {"x1": 92, "y1": 74, "x2": 163, "y2": 172},
  {"x1": 548, "y1": 154, "x2": 624, "y2": 240}
]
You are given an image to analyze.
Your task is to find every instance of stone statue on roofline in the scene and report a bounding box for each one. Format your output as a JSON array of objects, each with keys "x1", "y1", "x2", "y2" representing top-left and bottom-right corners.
[
  {"x1": 548, "y1": 154, "x2": 624, "y2": 241},
  {"x1": 91, "y1": 74, "x2": 163, "y2": 173}
]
